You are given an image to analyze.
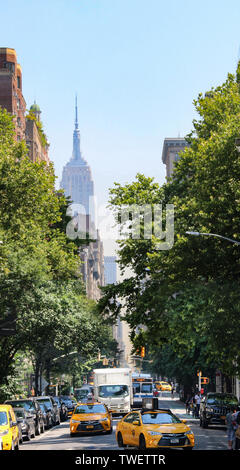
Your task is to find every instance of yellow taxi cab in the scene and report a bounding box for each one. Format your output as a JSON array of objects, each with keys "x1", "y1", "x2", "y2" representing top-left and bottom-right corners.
[
  {"x1": 116, "y1": 408, "x2": 194, "y2": 450},
  {"x1": 155, "y1": 381, "x2": 172, "y2": 392},
  {"x1": 0, "y1": 404, "x2": 19, "y2": 450},
  {"x1": 70, "y1": 402, "x2": 112, "y2": 436}
]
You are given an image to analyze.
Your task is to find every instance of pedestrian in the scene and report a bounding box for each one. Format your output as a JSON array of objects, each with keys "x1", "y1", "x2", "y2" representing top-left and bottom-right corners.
[
  {"x1": 171, "y1": 383, "x2": 175, "y2": 397},
  {"x1": 232, "y1": 409, "x2": 240, "y2": 450},
  {"x1": 194, "y1": 392, "x2": 201, "y2": 418},
  {"x1": 185, "y1": 395, "x2": 191, "y2": 414},
  {"x1": 226, "y1": 406, "x2": 237, "y2": 450}
]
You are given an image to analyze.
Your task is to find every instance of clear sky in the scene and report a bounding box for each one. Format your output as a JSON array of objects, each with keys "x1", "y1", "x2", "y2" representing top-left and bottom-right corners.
[{"x1": 2, "y1": 0, "x2": 240, "y2": 253}]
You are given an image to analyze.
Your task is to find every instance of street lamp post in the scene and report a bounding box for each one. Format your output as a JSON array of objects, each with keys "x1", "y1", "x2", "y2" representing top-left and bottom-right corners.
[
  {"x1": 186, "y1": 229, "x2": 240, "y2": 395},
  {"x1": 186, "y1": 231, "x2": 240, "y2": 246}
]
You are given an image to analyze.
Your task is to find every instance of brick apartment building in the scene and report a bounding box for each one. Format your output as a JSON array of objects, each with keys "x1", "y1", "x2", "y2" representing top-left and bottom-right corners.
[
  {"x1": 0, "y1": 47, "x2": 49, "y2": 164},
  {"x1": 0, "y1": 47, "x2": 26, "y2": 141}
]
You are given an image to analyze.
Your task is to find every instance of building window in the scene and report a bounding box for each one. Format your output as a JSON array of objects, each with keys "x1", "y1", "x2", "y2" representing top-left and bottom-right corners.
[
  {"x1": 17, "y1": 76, "x2": 21, "y2": 89},
  {"x1": 3, "y1": 61, "x2": 15, "y2": 73}
]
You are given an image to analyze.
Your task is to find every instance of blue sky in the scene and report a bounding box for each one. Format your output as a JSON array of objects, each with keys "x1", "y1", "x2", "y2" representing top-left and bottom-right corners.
[{"x1": 2, "y1": 0, "x2": 240, "y2": 248}]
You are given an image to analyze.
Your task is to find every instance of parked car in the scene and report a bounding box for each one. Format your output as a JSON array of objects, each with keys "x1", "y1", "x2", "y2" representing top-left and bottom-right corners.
[
  {"x1": 36, "y1": 397, "x2": 60, "y2": 426},
  {"x1": 13, "y1": 407, "x2": 36, "y2": 441},
  {"x1": 15, "y1": 413, "x2": 23, "y2": 444},
  {"x1": 0, "y1": 404, "x2": 20, "y2": 450},
  {"x1": 75, "y1": 388, "x2": 93, "y2": 403},
  {"x1": 59, "y1": 396, "x2": 75, "y2": 416},
  {"x1": 200, "y1": 392, "x2": 239, "y2": 428},
  {"x1": 52, "y1": 396, "x2": 68, "y2": 421},
  {"x1": 38, "y1": 402, "x2": 53, "y2": 429},
  {"x1": 5, "y1": 398, "x2": 45, "y2": 436}
]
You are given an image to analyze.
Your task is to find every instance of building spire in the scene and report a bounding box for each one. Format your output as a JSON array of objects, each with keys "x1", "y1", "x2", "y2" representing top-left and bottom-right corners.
[
  {"x1": 72, "y1": 94, "x2": 86, "y2": 164},
  {"x1": 75, "y1": 94, "x2": 78, "y2": 129}
]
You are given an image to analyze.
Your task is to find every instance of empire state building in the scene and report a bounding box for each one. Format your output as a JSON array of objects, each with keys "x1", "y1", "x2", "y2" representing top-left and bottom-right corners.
[
  {"x1": 60, "y1": 98, "x2": 104, "y2": 301},
  {"x1": 60, "y1": 97, "x2": 94, "y2": 215}
]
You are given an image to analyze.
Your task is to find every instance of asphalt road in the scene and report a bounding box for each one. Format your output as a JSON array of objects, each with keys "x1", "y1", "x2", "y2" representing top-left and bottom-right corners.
[{"x1": 20, "y1": 394, "x2": 229, "y2": 451}]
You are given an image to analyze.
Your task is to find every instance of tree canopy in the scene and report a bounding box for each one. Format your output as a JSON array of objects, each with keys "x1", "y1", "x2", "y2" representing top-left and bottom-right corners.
[{"x1": 98, "y1": 64, "x2": 240, "y2": 382}]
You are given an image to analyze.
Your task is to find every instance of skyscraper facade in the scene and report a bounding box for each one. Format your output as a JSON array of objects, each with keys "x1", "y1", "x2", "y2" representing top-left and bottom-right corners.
[
  {"x1": 104, "y1": 256, "x2": 117, "y2": 285},
  {"x1": 161, "y1": 137, "x2": 189, "y2": 178},
  {"x1": 60, "y1": 97, "x2": 94, "y2": 216},
  {"x1": 60, "y1": 98, "x2": 104, "y2": 301}
]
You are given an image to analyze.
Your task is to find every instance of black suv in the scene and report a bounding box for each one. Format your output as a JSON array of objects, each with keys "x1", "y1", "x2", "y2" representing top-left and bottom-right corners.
[
  {"x1": 52, "y1": 396, "x2": 68, "y2": 422},
  {"x1": 200, "y1": 392, "x2": 239, "y2": 428},
  {"x1": 36, "y1": 396, "x2": 61, "y2": 426},
  {"x1": 5, "y1": 398, "x2": 45, "y2": 435}
]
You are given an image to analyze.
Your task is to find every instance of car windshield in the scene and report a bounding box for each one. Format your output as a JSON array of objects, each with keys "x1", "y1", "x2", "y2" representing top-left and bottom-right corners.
[
  {"x1": 141, "y1": 384, "x2": 153, "y2": 393},
  {"x1": 60, "y1": 396, "x2": 72, "y2": 402},
  {"x1": 133, "y1": 383, "x2": 140, "y2": 393},
  {"x1": 39, "y1": 403, "x2": 47, "y2": 411},
  {"x1": 77, "y1": 390, "x2": 89, "y2": 397},
  {"x1": 6, "y1": 401, "x2": 34, "y2": 411},
  {"x1": 0, "y1": 411, "x2": 8, "y2": 426},
  {"x1": 207, "y1": 394, "x2": 238, "y2": 405},
  {"x1": 74, "y1": 404, "x2": 106, "y2": 414},
  {"x1": 99, "y1": 385, "x2": 128, "y2": 398},
  {"x1": 142, "y1": 412, "x2": 181, "y2": 425},
  {"x1": 37, "y1": 399, "x2": 51, "y2": 407},
  {"x1": 14, "y1": 409, "x2": 25, "y2": 418}
]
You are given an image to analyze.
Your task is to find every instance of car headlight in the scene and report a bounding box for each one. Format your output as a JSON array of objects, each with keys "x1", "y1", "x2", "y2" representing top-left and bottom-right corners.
[
  {"x1": 0, "y1": 430, "x2": 9, "y2": 436},
  {"x1": 100, "y1": 418, "x2": 108, "y2": 422},
  {"x1": 148, "y1": 431, "x2": 162, "y2": 436},
  {"x1": 185, "y1": 431, "x2": 194, "y2": 436},
  {"x1": 71, "y1": 419, "x2": 80, "y2": 423}
]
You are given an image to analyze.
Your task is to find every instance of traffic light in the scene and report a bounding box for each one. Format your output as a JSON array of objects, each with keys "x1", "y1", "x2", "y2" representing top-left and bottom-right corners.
[
  {"x1": 140, "y1": 347, "x2": 145, "y2": 358},
  {"x1": 201, "y1": 377, "x2": 210, "y2": 385}
]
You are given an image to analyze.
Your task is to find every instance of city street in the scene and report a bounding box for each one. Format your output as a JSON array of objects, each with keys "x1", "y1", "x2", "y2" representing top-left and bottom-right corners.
[{"x1": 20, "y1": 394, "x2": 229, "y2": 451}]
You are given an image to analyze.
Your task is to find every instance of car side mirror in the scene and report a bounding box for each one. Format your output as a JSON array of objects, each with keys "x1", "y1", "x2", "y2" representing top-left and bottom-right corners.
[
  {"x1": 181, "y1": 419, "x2": 187, "y2": 424},
  {"x1": 132, "y1": 420, "x2": 140, "y2": 426}
]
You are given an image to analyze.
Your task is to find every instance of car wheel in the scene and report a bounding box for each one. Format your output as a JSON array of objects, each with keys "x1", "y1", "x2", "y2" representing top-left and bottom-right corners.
[
  {"x1": 202, "y1": 417, "x2": 208, "y2": 428},
  {"x1": 139, "y1": 434, "x2": 146, "y2": 450},
  {"x1": 117, "y1": 432, "x2": 126, "y2": 448}
]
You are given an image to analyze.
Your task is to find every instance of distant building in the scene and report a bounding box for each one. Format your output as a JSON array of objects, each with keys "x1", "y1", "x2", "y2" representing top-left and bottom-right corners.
[
  {"x1": 25, "y1": 103, "x2": 50, "y2": 164},
  {"x1": 60, "y1": 97, "x2": 104, "y2": 300},
  {"x1": 60, "y1": 97, "x2": 94, "y2": 216},
  {"x1": 104, "y1": 256, "x2": 117, "y2": 285},
  {"x1": 0, "y1": 48, "x2": 50, "y2": 165},
  {"x1": 0, "y1": 47, "x2": 26, "y2": 141},
  {"x1": 162, "y1": 137, "x2": 189, "y2": 178}
]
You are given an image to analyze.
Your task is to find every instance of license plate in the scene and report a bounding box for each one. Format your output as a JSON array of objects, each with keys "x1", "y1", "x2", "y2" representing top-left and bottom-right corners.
[
  {"x1": 86, "y1": 425, "x2": 94, "y2": 429},
  {"x1": 170, "y1": 439, "x2": 179, "y2": 444}
]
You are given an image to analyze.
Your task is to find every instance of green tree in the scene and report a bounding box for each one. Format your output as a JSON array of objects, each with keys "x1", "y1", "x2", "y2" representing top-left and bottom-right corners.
[{"x1": 98, "y1": 64, "x2": 240, "y2": 380}]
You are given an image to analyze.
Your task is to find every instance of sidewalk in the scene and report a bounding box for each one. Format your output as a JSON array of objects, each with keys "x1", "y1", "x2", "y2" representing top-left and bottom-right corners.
[{"x1": 158, "y1": 394, "x2": 199, "y2": 423}]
